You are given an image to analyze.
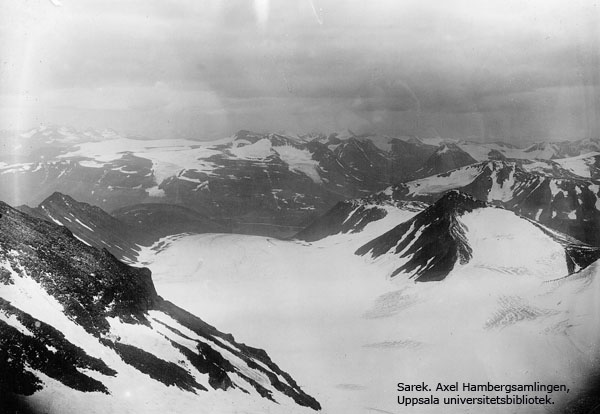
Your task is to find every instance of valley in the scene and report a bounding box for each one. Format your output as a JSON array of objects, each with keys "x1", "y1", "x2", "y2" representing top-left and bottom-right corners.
[{"x1": 1, "y1": 126, "x2": 600, "y2": 414}]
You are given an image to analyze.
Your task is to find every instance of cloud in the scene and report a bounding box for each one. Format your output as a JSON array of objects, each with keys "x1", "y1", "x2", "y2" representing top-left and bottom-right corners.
[{"x1": 1, "y1": 0, "x2": 598, "y2": 141}]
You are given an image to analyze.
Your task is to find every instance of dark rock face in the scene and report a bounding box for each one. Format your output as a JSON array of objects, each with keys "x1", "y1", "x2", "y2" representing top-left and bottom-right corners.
[
  {"x1": 356, "y1": 191, "x2": 486, "y2": 281},
  {"x1": 295, "y1": 198, "x2": 426, "y2": 242},
  {"x1": 1, "y1": 201, "x2": 159, "y2": 332},
  {"x1": 355, "y1": 191, "x2": 600, "y2": 282},
  {"x1": 0, "y1": 128, "x2": 436, "y2": 238},
  {"x1": 390, "y1": 161, "x2": 600, "y2": 246},
  {"x1": 111, "y1": 202, "x2": 226, "y2": 240},
  {"x1": 0, "y1": 201, "x2": 321, "y2": 411},
  {"x1": 416, "y1": 143, "x2": 478, "y2": 178},
  {"x1": 0, "y1": 299, "x2": 117, "y2": 396},
  {"x1": 19, "y1": 193, "x2": 227, "y2": 261},
  {"x1": 294, "y1": 201, "x2": 387, "y2": 242},
  {"x1": 389, "y1": 138, "x2": 438, "y2": 175},
  {"x1": 18, "y1": 192, "x2": 150, "y2": 262}
]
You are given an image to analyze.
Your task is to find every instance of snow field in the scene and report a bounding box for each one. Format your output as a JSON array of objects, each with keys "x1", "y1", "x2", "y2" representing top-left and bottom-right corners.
[
  {"x1": 138, "y1": 226, "x2": 600, "y2": 414},
  {"x1": 0, "y1": 257, "x2": 315, "y2": 414}
]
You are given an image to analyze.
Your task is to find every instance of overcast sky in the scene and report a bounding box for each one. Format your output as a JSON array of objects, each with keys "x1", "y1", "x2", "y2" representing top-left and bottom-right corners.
[{"x1": 1, "y1": 0, "x2": 599, "y2": 142}]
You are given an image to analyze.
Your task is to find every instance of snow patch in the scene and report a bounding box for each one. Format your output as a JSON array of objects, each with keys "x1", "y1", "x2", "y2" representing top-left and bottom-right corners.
[
  {"x1": 147, "y1": 186, "x2": 166, "y2": 198},
  {"x1": 229, "y1": 138, "x2": 273, "y2": 160},
  {"x1": 406, "y1": 164, "x2": 482, "y2": 196},
  {"x1": 275, "y1": 145, "x2": 322, "y2": 183}
]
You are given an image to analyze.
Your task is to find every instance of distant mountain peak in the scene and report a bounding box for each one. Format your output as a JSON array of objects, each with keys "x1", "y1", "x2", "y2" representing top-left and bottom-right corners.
[
  {"x1": 431, "y1": 189, "x2": 487, "y2": 211},
  {"x1": 43, "y1": 191, "x2": 76, "y2": 204},
  {"x1": 415, "y1": 143, "x2": 478, "y2": 177}
]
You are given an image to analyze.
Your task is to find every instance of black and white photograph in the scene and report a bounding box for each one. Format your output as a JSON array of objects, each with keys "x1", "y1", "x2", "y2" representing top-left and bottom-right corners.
[{"x1": 1, "y1": 1, "x2": 600, "y2": 413}]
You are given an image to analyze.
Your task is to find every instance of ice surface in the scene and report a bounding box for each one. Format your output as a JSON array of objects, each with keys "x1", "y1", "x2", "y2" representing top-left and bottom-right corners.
[
  {"x1": 59, "y1": 138, "x2": 221, "y2": 184},
  {"x1": 137, "y1": 226, "x2": 600, "y2": 414},
  {"x1": 406, "y1": 164, "x2": 482, "y2": 196},
  {"x1": 275, "y1": 145, "x2": 322, "y2": 183},
  {"x1": 0, "y1": 257, "x2": 315, "y2": 414},
  {"x1": 555, "y1": 152, "x2": 600, "y2": 178},
  {"x1": 229, "y1": 138, "x2": 273, "y2": 159}
]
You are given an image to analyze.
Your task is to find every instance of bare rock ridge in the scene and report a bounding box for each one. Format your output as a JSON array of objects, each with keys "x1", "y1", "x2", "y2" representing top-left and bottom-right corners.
[
  {"x1": 355, "y1": 191, "x2": 485, "y2": 281},
  {"x1": 0, "y1": 201, "x2": 321, "y2": 412},
  {"x1": 385, "y1": 160, "x2": 600, "y2": 246},
  {"x1": 112, "y1": 202, "x2": 226, "y2": 241},
  {"x1": 415, "y1": 143, "x2": 478, "y2": 177},
  {"x1": 294, "y1": 198, "x2": 426, "y2": 242},
  {"x1": 18, "y1": 192, "x2": 225, "y2": 262},
  {"x1": 355, "y1": 191, "x2": 600, "y2": 282},
  {"x1": 18, "y1": 192, "x2": 150, "y2": 262},
  {"x1": 296, "y1": 159, "x2": 600, "y2": 246}
]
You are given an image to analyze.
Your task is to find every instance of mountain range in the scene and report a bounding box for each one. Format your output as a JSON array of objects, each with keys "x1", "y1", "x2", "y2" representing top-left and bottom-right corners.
[
  {"x1": 2, "y1": 124, "x2": 600, "y2": 413},
  {"x1": 298, "y1": 157, "x2": 600, "y2": 247},
  {"x1": 354, "y1": 190, "x2": 600, "y2": 281},
  {"x1": 2, "y1": 125, "x2": 600, "y2": 238}
]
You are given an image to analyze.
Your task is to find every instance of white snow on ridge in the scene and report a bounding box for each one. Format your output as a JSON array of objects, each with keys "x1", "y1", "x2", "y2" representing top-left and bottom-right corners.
[
  {"x1": 419, "y1": 137, "x2": 456, "y2": 146},
  {"x1": 77, "y1": 159, "x2": 107, "y2": 169},
  {"x1": 275, "y1": 145, "x2": 322, "y2": 183},
  {"x1": 487, "y1": 168, "x2": 516, "y2": 202},
  {"x1": 0, "y1": 162, "x2": 34, "y2": 175},
  {"x1": 459, "y1": 208, "x2": 568, "y2": 279},
  {"x1": 549, "y1": 180, "x2": 568, "y2": 198},
  {"x1": 228, "y1": 138, "x2": 273, "y2": 160},
  {"x1": 146, "y1": 185, "x2": 166, "y2": 198},
  {"x1": 0, "y1": 310, "x2": 34, "y2": 337},
  {"x1": 0, "y1": 259, "x2": 316, "y2": 414},
  {"x1": 73, "y1": 234, "x2": 92, "y2": 246},
  {"x1": 74, "y1": 218, "x2": 94, "y2": 232},
  {"x1": 554, "y1": 152, "x2": 600, "y2": 178},
  {"x1": 59, "y1": 138, "x2": 221, "y2": 184},
  {"x1": 457, "y1": 142, "x2": 561, "y2": 162},
  {"x1": 0, "y1": 262, "x2": 110, "y2": 360},
  {"x1": 45, "y1": 213, "x2": 63, "y2": 226},
  {"x1": 456, "y1": 142, "x2": 504, "y2": 161},
  {"x1": 520, "y1": 160, "x2": 555, "y2": 174},
  {"x1": 406, "y1": 164, "x2": 482, "y2": 196}
]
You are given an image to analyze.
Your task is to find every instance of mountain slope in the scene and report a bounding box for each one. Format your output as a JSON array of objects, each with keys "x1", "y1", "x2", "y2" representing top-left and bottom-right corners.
[
  {"x1": 294, "y1": 196, "x2": 427, "y2": 242},
  {"x1": 0, "y1": 201, "x2": 320, "y2": 413},
  {"x1": 112, "y1": 203, "x2": 226, "y2": 240},
  {"x1": 355, "y1": 191, "x2": 600, "y2": 281},
  {"x1": 4, "y1": 125, "x2": 600, "y2": 238},
  {"x1": 415, "y1": 143, "x2": 478, "y2": 177},
  {"x1": 554, "y1": 152, "x2": 600, "y2": 179},
  {"x1": 0, "y1": 127, "x2": 428, "y2": 237},
  {"x1": 18, "y1": 194, "x2": 226, "y2": 261},
  {"x1": 453, "y1": 137, "x2": 600, "y2": 161},
  {"x1": 137, "y1": 223, "x2": 600, "y2": 414},
  {"x1": 296, "y1": 156, "x2": 600, "y2": 245},
  {"x1": 18, "y1": 192, "x2": 149, "y2": 262},
  {"x1": 384, "y1": 160, "x2": 600, "y2": 246}
]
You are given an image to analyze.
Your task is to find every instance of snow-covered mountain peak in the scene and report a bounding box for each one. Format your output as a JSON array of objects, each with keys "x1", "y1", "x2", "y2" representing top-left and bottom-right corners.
[
  {"x1": 523, "y1": 141, "x2": 560, "y2": 158},
  {"x1": 355, "y1": 190, "x2": 600, "y2": 282},
  {"x1": 415, "y1": 142, "x2": 478, "y2": 177},
  {"x1": 435, "y1": 142, "x2": 457, "y2": 154},
  {"x1": 355, "y1": 191, "x2": 487, "y2": 281},
  {"x1": 232, "y1": 130, "x2": 305, "y2": 147}
]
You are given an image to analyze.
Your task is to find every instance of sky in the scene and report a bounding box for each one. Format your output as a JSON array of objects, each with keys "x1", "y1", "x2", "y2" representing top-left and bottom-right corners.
[{"x1": 0, "y1": 0, "x2": 599, "y2": 143}]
